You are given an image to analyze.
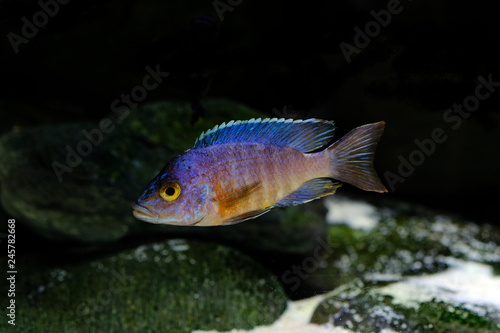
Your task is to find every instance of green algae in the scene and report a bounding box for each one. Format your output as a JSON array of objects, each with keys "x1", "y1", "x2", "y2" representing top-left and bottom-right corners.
[
  {"x1": 311, "y1": 281, "x2": 499, "y2": 332},
  {"x1": 413, "y1": 301, "x2": 497, "y2": 332},
  {"x1": 295, "y1": 199, "x2": 500, "y2": 295},
  {"x1": 1, "y1": 240, "x2": 287, "y2": 333}
]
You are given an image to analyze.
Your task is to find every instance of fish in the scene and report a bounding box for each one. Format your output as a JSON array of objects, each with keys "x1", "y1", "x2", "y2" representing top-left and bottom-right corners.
[{"x1": 132, "y1": 118, "x2": 387, "y2": 226}]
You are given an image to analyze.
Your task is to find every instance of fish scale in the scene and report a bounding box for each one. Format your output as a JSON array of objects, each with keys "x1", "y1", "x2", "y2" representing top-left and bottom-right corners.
[
  {"x1": 133, "y1": 118, "x2": 387, "y2": 226},
  {"x1": 201, "y1": 143, "x2": 312, "y2": 221}
]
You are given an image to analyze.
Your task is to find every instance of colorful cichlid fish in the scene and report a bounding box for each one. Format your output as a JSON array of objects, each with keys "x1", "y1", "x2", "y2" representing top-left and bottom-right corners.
[{"x1": 133, "y1": 118, "x2": 387, "y2": 226}]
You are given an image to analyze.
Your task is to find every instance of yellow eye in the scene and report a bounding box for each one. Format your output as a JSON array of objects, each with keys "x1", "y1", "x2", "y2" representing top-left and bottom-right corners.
[{"x1": 159, "y1": 181, "x2": 181, "y2": 201}]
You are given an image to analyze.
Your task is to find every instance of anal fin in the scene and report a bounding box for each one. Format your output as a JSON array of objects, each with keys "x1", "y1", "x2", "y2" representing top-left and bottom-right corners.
[{"x1": 275, "y1": 178, "x2": 341, "y2": 207}]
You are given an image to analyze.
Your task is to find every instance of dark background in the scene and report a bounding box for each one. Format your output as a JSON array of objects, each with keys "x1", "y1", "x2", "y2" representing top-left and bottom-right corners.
[{"x1": 0, "y1": 0, "x2": 498, "y2": 226}]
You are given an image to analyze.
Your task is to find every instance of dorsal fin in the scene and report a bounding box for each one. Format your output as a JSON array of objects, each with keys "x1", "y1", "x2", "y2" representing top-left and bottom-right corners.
[{"x1": 193, "y1": 118, "x2": 335, "y2": 153}]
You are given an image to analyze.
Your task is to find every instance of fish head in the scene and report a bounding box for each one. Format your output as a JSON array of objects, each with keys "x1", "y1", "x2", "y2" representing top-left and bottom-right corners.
[{"x1": 132, "y1": 155, "x2": 208, "y2": 225}]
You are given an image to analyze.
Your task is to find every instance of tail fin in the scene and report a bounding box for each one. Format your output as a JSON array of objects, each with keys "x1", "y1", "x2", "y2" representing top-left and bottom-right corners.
[{"x1": 328, "y1": 121, "x2": 387, "y2": 192}]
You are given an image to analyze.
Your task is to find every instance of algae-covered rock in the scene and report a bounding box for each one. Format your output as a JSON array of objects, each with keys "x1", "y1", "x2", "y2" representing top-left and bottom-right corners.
[
  {"x1": 272, "y1": 195, "x2": 500, "y2": 332},
  {"x1": 286, "y1": 196, "x2": 500, "y2": 296},
  {"x1": 0, "y1": 99, "x2": 326, "y2": 253},
  {"x1": 310, "y1": 276, "x2": 500, "y2": 332},
  {"x1": 1, "y1": 240, "x2": 287, "y2": 333}
]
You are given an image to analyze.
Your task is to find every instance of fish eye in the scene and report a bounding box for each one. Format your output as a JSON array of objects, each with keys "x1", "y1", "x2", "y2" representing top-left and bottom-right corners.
[{"x1": 159, "y1": 181, "x2": 181, "y2": 201}]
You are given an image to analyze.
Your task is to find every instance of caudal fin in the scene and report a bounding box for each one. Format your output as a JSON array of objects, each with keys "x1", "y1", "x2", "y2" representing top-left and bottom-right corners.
[{"x1": 328, "y1": 121, "x2": 387, "y2": 193}]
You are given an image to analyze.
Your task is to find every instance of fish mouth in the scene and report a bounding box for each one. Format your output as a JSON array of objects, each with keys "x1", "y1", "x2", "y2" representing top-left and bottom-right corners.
[
  {"x1": 132, "y1": 203, "x2": 158, "y2": 223},
  {"x1": 132, "y1": 203, "x2": 205, "y2": 226}
]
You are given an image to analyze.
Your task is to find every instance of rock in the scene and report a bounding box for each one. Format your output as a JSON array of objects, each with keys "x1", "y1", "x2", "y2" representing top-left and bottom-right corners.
[
  {"x1": 283, "y1": 195, "x2": 500, "y2": 297},
  {"x1": 194, "y1": 295, "x2": 354, "y2": 333},
  {"x1": 3, "y1": 240, "x2": 287, "y2": 332},
  {"x1": 310, "y1": 273, "x2": 500, "y2": 332},
  {"x1": 0, "y1": 99, "x2": 326, "y2": 254},
  {"x1": 276, "y1": 195, "x2": 500, "y2": 332}
]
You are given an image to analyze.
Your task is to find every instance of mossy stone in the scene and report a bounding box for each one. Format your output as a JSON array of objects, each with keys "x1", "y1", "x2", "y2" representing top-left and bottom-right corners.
[
  {"x1": 311, "y1": 280, "x2": 499, "y2": 332},
  {"x1": 1, "y1": 240, "x2": 287, "y2": 333},
  {"x1": 287, "y1": 197, "x2": 500, "y2": 296}
]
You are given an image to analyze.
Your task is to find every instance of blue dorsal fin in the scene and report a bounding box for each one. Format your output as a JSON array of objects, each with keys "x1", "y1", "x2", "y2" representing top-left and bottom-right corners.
[{"x1": 193, "y1": 118, "x2": 335, "y2": 153}]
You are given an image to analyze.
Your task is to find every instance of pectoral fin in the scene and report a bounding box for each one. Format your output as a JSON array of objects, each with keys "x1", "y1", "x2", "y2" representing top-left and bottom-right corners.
[
  {"x1": 217, "y1": 182, "x2": 262, "y2": 211},
  {"x1": 214, "y1": 181, "x2": 268, "y2": 225},
  {"x1": 219, "y1": 207, "x2": 273, "y2": 225}
]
